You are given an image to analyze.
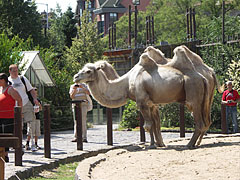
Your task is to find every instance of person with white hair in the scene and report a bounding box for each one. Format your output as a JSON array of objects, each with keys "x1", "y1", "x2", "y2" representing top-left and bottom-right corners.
[{"x1": 222, "y1": 81, "x2": 240, "y2": 133}]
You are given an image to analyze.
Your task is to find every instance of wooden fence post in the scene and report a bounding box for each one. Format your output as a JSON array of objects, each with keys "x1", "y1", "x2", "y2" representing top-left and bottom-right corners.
[
  {"x1": 221, "y1": 104, "x2": 227, "y2": 134},
  {"x1": 14, "y1": 106, "x2": 22, "y2": 166},
  {"x1": 0, "y1": 149, "x2": 4, "y2": 180},
  {"x1": 107, "y1": 108, "x2": 113, "y2": 145},
  {"x1": 139, "y1": 113, "x2": 145, "y2": 142},
  {"x1": 179, "y1": 104, "x2": 185, "y2": 138},
  {"x1": 44, "y1": 104, "x2": 51, "y2": 158},
  {"x1": 75, "y1": 101, "x2": 83, "y2": 150},
  {"x1": 0, "y1": 158, "x2": 4, "y2": 180}
]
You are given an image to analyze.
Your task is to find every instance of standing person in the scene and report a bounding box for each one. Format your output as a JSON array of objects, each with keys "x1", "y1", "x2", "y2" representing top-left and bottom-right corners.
[
  {"x1": 69, "y1": 83, "x2": 91, "y2": 142},
  {"x1": 25, "y1": 87, "x2": 42, "y2": 151},
  {"x1": 222, "y1": 81, "x2": 240, "y2": 133},
  {"x1": 0, "y1": 73, "x2": 22, "y2": 162},
  {"x1": 8, "y1": 64, "x2": 40, "y2": 150}
]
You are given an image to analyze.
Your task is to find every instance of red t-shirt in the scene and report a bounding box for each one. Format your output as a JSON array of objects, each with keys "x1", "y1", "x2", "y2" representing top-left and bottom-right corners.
[
  {"x1": 222, "y1": 89, "x2": 240, "y2": 106},
  {"x1": 0, "y1": 87, "x2": 16, "y2": 118}
]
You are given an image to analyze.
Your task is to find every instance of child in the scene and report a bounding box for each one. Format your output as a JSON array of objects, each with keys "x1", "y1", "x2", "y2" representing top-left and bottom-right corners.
[{"x1": 25, "y1": 87, "x2": 42, "y2": 151}]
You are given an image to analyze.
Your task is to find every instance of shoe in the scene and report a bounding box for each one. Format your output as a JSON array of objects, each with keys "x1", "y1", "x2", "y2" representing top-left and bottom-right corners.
[
  {"x1": 83, "y1": 139, "x2": 88, "y2": 143},
  {"x1": 36, "y1": 145, "x2": 42, "y2": 150},
  {"x1": 71, "y1": 138, "x2": 77, "y2": 142},
  {"x1": 5, "y1": 156, "x2": 9, "y2": 163},
  {"x1": 31, "y1": 145, "x2": 37, "y2": 152},
  {"x1": 25, "y1": 144, "x2": 30, "y2": 150}
]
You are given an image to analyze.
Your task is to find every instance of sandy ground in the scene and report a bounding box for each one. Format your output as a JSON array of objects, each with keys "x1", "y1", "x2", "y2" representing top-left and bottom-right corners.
[{"x1": 90, "y1": 135, "x2": 240, "y2": 180}]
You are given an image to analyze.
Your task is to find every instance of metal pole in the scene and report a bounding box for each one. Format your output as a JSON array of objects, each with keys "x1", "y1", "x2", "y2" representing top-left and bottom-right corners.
[
  {"x1": 134, "y1": 5, "x2": 138, "y2": 48},
  {"x1": 193, "y1": 8, "x2": 196, "y2": 40},
  {"x1": 189, "y1": 8, "x2": 193, "y2": 40},
  {"x1": 106, "y1": 108, "x2": 113, "y2": 145},
  {"x1": 14, "y1": 106, "x2": 22, "y2": 166},
  {"x1": 44, "y1": 104, "x2": 51, "y2": 158},
  {"x1": 186, "y1": 8, "x2": 190, "y2": 40},
  {"x1": 149, "y1": 16, "x2": 152, "y2": 45},
  {"x1": 221, "y1": 104, "x2": 227, "y2": 134},
  {"x1": 222, "y1": 0, "x2": 225, "y2": 44},
  {"x1": 151, "y1": 16, "x2": 154, "y2": 45},
  {"x1": 139, "y1": 113, "x2": 145, "y2": 142},
  {"x1": 46, "y1": 4, "x2": 49, "y2": 29},
  {"x1": 108, "y1": 26, "x2": 111, "y2": 50},
  {"x1": 111, "y1": 23, "x2": 114, "y2": 49},
  {"x1": 146, "y1": 16, "x2": 149, "y2": 45},
  {"x1": 114, "y1": 23, "x2": 116, "y2": 49},
  {"x1": 128, "y1": 5, "x2": 132, "y2": 48}
]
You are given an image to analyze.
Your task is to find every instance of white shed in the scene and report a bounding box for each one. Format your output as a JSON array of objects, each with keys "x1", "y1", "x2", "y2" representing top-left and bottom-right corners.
[{"x1": 19, "y1": 51, "x2": 55, "y2": 97}]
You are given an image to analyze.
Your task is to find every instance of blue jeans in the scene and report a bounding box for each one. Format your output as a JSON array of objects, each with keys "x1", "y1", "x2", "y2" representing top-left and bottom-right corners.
[{"x1": 226, "y1": 106, "x2": 238, "y2": 133}]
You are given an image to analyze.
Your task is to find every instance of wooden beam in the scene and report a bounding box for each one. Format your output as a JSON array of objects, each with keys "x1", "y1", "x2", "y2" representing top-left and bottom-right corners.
[{"x1": 0, "y1": 137, "x2": 19, "y2": 148}]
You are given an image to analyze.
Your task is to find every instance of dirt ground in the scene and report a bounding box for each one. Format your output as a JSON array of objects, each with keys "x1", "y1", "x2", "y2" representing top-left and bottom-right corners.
[{"x1": 90, "y1": 135, "x2": 240, "y2": 180}]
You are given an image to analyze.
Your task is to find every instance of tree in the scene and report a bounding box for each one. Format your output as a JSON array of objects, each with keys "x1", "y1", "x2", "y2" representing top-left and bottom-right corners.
[
  {"x1": 0, "y1": 0, "x2": 44, "y2": 46},
  {"x1": 62, "y1": 7, "x2": 78, "y2": 48},
  {"x1": 0, "y1": 32, "x2": 33, "y2": 73},
  {"x1": 64, "y1": 9, "x2": 104, "y2": 74}
]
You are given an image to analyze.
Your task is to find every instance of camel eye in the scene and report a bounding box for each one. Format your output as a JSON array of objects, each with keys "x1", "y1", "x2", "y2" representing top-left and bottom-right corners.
[{"x1": 86, "y1": 70, "x2": 91, "y2": 74}]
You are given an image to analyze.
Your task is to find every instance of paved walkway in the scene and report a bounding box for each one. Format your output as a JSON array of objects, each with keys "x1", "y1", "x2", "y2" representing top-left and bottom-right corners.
[{"x1": 5, "y1": 124, "x2": 194, "y2": 180}]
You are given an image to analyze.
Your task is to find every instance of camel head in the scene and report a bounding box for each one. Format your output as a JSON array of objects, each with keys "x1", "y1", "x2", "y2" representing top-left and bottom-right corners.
[
  {"x1": 94, "y1": 60, "x2": 107, "y2": 70},
  {"x1": 144, "y1": 46, "x2": 167, "y2": 65},
  {"x1": 73, "y1": 63, "x2": 97, "y2": 83}
]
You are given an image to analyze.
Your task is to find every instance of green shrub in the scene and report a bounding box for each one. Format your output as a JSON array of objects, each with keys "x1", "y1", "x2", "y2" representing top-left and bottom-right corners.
[{"x1": 120, "y1": 100, "x2": 139, "y2": 129}]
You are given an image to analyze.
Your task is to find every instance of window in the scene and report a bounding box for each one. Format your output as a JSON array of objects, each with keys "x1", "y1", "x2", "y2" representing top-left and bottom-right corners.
[
  {"x1": 109, "y1": 13, "x2": 117, "y2": 24},
  {"x1": 132, "y1": 0, "x2": 140, "y2": 5}
]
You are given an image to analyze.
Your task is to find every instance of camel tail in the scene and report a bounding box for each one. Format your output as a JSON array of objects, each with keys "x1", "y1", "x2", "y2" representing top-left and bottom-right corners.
[
  {"x1": 213, "y1": 72, "x2": 224, "y2": 93},
  {"x1": 201, "y1": 78, "x2": 211, "y2": 129}
]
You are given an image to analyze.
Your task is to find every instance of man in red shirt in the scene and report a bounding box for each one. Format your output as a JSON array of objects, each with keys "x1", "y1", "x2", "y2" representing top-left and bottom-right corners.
[{"x1": 222, "y1": 81, "x2": 240, "y2": 133}]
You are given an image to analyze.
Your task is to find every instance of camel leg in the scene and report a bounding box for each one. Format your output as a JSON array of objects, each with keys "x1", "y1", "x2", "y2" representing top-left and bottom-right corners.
[
  {"x1": 187, "y1": 109, "x2": 203, "y2": 148},
  {"x1": 151, "y1": 106, "x2": 165, "y2": 147}
]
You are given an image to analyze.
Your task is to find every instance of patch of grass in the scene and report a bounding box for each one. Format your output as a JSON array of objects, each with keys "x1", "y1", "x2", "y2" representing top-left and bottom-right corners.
[{"x1": 27, "y1": 162, "x2": 79, "y2": 180}]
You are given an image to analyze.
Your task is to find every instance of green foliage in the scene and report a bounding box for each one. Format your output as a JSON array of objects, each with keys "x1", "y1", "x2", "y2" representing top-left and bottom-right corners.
[
  {"x1": 0, "y1": 32, "x2": 33, "y2": 73},
  {"x1": 64, "y1": 9, "x2": 104, "y2": 73},
  {"x1": 0, "y1": 0, "x2": 44, "y2": 46},
  {"x1": 120, "y1": 100, "x2": 139, "y2": 129},
  {"x1": 226, "y1": 60, "x2": 240, "y2": 92}
]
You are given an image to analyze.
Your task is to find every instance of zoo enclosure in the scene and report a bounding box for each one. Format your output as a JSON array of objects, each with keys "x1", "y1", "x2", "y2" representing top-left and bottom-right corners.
[{"x1": 105, "y1": 3, "x2": 240, "y2": 134}]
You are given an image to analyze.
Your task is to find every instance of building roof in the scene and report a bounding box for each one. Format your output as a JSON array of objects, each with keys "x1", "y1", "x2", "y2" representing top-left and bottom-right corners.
[
  {"x1": 94, "y1": 0, "x2": 126, "y2": 14},
  {"x1": 19, "y1": 51, "x2": 55, "y2": 86}
]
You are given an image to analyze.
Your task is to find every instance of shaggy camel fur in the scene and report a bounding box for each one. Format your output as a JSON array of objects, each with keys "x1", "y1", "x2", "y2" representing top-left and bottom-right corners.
[
  {"x1": 74, "y1": 48, "x2": 208, "y2": 147},
  {"x1": 145, "y1": 45, "x2": 223, "y2": 145}
]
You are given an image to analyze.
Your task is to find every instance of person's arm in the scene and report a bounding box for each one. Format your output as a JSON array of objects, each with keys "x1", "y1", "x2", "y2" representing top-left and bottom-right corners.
[
  {"x1": 70, "y1": 85, "x2": 78, "y2": 99},
  {"x1": 8, "y1": 87, "x2": 22, "y2": 107},
  {"x1": 79, "y1": 84, "x2": 90, "y2": 95},
  {"x1": 29, "y1": 89, "x2": 40, "y2": 106},
  {"x1": 221, "y1": 92, "x2": 228, "y2": 104}
]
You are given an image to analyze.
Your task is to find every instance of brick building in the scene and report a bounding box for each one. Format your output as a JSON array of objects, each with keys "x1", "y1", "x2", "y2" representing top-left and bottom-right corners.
[{"x1": 75, "y1": 0, "x2": 151, "y2": 35}]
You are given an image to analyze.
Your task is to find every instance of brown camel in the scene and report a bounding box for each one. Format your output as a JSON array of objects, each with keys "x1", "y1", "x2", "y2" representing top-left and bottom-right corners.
[{"x1": 74, "y1": 48, "x2": 208, "y2": 148}]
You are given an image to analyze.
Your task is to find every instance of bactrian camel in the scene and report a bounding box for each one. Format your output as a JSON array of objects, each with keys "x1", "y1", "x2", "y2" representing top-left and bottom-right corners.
[
  {"x1": 145, "y1": 45, "x2": 224, "y2": 145},
  {"x1": 74, "y1": 46, "x2": 209, "y2": 148}
]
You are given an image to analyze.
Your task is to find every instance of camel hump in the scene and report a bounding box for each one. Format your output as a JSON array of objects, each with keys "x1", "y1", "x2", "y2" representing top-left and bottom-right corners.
[
  {"x1": 180, "y1": 45, "x2": 204, "y2": 65},
  {"x1": 170, "y1": 46, "x2": 195, "y2": 72},
  {"x1": 139, "y1": 53, "x2": 158, "y2": 71}
]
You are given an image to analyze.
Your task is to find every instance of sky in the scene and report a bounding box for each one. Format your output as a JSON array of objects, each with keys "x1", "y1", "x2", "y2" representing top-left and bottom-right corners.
[{"x1": 34, "y1": 0, "x2": 77, "y2": 13}]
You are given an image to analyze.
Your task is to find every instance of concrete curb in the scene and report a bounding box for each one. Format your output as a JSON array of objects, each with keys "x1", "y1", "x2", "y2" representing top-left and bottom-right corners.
[{"x1": 7, "y1": 145, "x2": 133, "y2": 180}]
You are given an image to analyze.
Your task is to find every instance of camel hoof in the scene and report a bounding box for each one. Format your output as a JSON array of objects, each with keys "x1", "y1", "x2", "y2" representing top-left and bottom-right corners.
[
  {"x1": 156, "y1": 143, "x2": 165, "y2": 147},
  {"x1": 186, "y1": 144, "x2": 197, "y2": 149},
  {"x1": 146, "y1": 144, "x2": 157, "y2": 149}
]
